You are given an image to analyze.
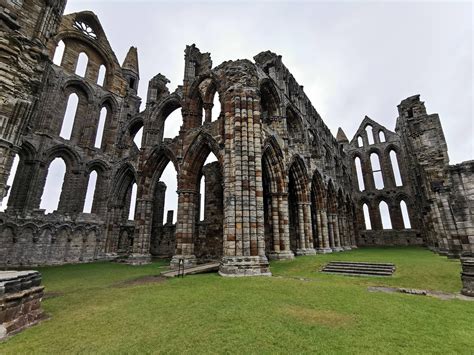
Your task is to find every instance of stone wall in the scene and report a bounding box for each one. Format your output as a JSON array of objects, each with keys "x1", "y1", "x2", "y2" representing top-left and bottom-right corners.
[
  {"x1": 0, "y1": 214, "x2": 105, "y2": 267},
  {"x1": 0, "y1": 270, "x2": 45, "y2": 339}
]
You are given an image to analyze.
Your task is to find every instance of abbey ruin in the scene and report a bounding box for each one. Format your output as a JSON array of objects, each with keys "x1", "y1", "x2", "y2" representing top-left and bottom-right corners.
[{"x1": 1, "y1": 1, "x2": 473, "y2": 278}]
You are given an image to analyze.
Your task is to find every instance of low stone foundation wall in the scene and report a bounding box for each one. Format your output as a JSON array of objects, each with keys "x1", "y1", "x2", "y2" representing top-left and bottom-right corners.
[
  {"x1": 357, "y1": 230, "x2": 424, "y2": 247},
  {"x1": 461, "y1": 257, "x2": 474, "y2": 297},
  {"x1": 0, "y1": 270, "x2": 45, "y2": 339},
  {"x1": 0, "y1": 213, "x2": 106, "y2": 267}
]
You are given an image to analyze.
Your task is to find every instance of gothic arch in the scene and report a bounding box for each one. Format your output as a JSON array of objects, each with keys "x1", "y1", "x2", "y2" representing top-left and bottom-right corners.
[
  {"x1": 86, "y1": 159, "x2": 109, "y2": 174},
  {"x1": 111, "y1": 163, "x2": 137, "y2": 205},
  {"x1": 62, "y1": 78, "x2": 94, "y2": 103},
  {"x1": 43, "y1": 145, "x2": 82, "y2": 170},
  {"x1": 288, "y1": 155, "x2": 310, "y2": 202},
  {"x1": 262, "y1": 136, "x2": 286, "y2": 193},
  {"x1": 149, "y1": 93, "x2": 183, "y2": 130},
  {"x1": 180, "y1": 132, "x2": 222, "y2": 189},
  {"x1": 140, "y1": 145, "x2": 179, "y2": 198}
]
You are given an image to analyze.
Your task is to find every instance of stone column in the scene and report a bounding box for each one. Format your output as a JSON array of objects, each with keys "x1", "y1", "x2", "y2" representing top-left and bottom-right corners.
[
  {"x1": 341, "y1": 214, "x2": 352, "y2": 250},
  {"x1": 333, "y1": 213, "x2": 343, "y2": 252},
  {"x1": 317, "y1": 209, "x2": 332, "y2": 253},
  {"x1": 127, "y1": 194, "x2": 153, "y2": 264},
  {"x1": 170, "y1": 189, "x2": 198, "y2": 268},
  {"x1": 267, "y1": 193, "x2": 294, "y2": 260},
  {"x1": 296, "y1": 202, "x2": 316, "y2": 255},
  {"x1": 219, "y1": 93, "x2": 270, "y2": 276},
  {"x1": 203, "y1": 103, "x2": 213, "y2": 123}
]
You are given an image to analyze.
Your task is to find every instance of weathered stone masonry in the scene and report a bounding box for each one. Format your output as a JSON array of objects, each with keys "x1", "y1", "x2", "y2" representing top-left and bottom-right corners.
[{"x1": 0, "y1": 3, "x2": 472, "y2": 277}]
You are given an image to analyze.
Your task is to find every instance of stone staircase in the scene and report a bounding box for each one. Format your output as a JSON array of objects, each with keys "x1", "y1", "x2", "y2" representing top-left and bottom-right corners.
[
  {"x1": 160, "y1": 262, "x2": 220, "y2": 278},
  {"x1": 321, "y1": 261, "x2": 395, "y2": 277}
]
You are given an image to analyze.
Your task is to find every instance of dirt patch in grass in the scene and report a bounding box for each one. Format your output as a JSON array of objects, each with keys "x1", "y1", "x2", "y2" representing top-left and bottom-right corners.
[
  {"x1": 114, "y1": 275, "x2": 167, "y2": 288},
  {"x1": 43, "y1": 291, "x2": 64, "y2": 300},
  {"x1": 282, "y1": 306, "x2": 355, "y2": 327}
]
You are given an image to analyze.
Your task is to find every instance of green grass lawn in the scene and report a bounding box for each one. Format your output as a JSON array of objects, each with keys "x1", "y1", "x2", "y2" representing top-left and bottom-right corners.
[{"x1": 1, "y1": 247, "x2": 472, "y2": 354}]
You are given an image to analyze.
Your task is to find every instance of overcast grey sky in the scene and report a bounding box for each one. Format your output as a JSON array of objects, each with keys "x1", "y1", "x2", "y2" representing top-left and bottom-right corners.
[{"x1": 65, "y1": 0, "x2": 473, "y2": 164}]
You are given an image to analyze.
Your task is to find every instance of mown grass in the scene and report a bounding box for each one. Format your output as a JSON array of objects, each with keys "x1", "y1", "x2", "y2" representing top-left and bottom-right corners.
[{"x1": 1, "y1": 247, "x2": 472, "y2": 354}]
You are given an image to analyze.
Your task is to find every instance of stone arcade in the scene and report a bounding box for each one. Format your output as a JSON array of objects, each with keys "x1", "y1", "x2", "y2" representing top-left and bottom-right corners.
[{"x1": 0, "y1": 2, "x2": 473, "y2": 279}]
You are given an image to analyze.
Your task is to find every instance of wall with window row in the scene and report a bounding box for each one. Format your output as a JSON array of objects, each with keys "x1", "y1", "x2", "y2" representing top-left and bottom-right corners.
[{"x1": 346, "y1": 117, "x2": 422, "y2": 246}]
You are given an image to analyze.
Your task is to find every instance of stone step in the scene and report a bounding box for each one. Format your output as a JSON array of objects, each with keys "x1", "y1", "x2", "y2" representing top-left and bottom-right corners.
[
  {"x1": 322, "y1": 268, "x2": 394, "y2": 276},
  {"x1": 323, "y1": 264, "x2": 395, "y2": 272},
  {"x1": 321, "y1": 261, "x2": 395, "y2": 277},
  {"x1": 160, "y1": 262, "x2": 220, "y2": 278},
  {"x1": 328, "y1": 261, "x2": 395, "y2": 268}
]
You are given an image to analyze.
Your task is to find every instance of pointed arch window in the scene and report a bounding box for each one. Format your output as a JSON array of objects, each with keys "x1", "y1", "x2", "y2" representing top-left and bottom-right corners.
[
  {"x1": 198, "y1": 153, "x2": 218, "y2": 222},
  {"x1": 199, "y1": 174, "x2": 206, "y2": 221},
  {"x1": 363, "y1": 203, "x2": 371, "y2": 230},
  {"x1": 370, "y1": 152, "x2": 384, "y2": 189},
  {"x1": 52, "y1": 40, "x2": 65, "y2": 66},
  {"x1": 128, "y1": 183, "x2": 137, "y2": 220},
  {"x1": 400, "y1": 200, "x2": 411, "y2": 229},
  {"x1": 83, "y1": 170, "x2": 97, "y2": 213},
  {"x1": 212, "y1": 94, "x2": 222, "y2": 121},
  {"x1": 357, "y1": 136, "x2": 363, "y2": 147},
  {"x1": 60, "y1": 93, "x2": 79, "y2": 140},
  {"x1": 76, "y1": 52, "x2": 88, "y2": 77},
  {"x1": 40, "y1": 158, "x2": 66, "y2": 213},
  {"x1": 379, "y1": 201, "x2": 392, "y2": 229},
  {"x1": 133, "y1": 126, "x2": 143, "y2": 149},
  {"x1": 94, "y1": 107, "x2": 107, "y2": 148},
  {"x1": 390, "y1": 150, "x2": 403, "y2": 186},
  {"x1": 0, "y1": 154, "x2": 20, "y2": 212},
  {"x1": 379, "y1": 130, "x2": 386, "y2": 143},
  {"x1": 163, "y1": 108, "x2": 182, "y2": 139},
  {"x1": 97, "y1": 65, "x2": 106, "y2": 86},
  {"x1": 354, "y1": 157, "x2": 365, "y2": 191},
  {"x1": 366, "y1": 125, "x2": 374, "y2": 145},
  {"x1": 161, "y1": 162, "x2": 178, "y2": 224}
]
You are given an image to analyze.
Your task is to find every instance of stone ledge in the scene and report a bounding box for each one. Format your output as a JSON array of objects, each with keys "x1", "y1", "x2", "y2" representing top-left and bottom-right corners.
[
  {"x1": 219, "y1": 256, "x2": 272, "y2": 277},
  {"x1": 0, "y1": 270, "x2": 45, "y2": 339}
]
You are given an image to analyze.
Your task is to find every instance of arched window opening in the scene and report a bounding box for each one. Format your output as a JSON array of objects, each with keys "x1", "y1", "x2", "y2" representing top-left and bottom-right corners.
[
  {"x1": 363, "y1": 203, "x2": 371, "y2": 230},
  {"x1": 0, "y1": 154, "x2": 20, "y2": 212},
  {"x1": 354, "y1": 157, "x2": 365, "y2": 191},
  {"x1": 163, "y1": 109, "x2": 182, "y2": 139},
  {"x1": 212, "y1": 94, "x2": 222, "y2": 121},
  {"x1": 379, "y1": 130, "x2": 386, "y2": 143},
  {"x1": 128, "y1": 183, "x2": 137, "y2": 220},
  {"x1": 97, "y1": 65, "x2": 106, "y2": 86},
  {"x1": 199, "y1": 153, "x2": 218, "y2": 222},
  {"x1": 75, "y1": 52, "x2": 88, "y2": 77},
  {"x1": 133, "y1": 126, "x2": 143, "y2": 149},
  {"x1": 390, "y1": 150, "x2": 403, "y2": 186},
  {"x1": 161, "y1": 162, "x2": 178, "y2": 224},
  {"x1": 370, "y1": 152, "x2": 384, "y2": 190},
  {"x1": 400, "y1": 200, "x2": 411, "y2": 229},
  {"x1": 52, "y1": 40, "x2": 65, "y2": 66},
  {"x1": 40, "y1": 158, "x2": 66, "y2": 213},
  {"x1": 95, "y1": 107, "x2": 107, "y2": 148},
  {"x1": 286, "y1": 108, "x2": 303, "y2": 144},
  {"x1": 365, "y1": 125, "x2": 374, "y2": 145},
  {"x1": 379, "y1": 201, "x2": 392, "y2": 229},
  {"x1": 83, "y1": 170, "x2": 97, "y2": 213},
  {"x1": 357, "y1": 136, "x2": 363, "y2": 147},
  {"x1": 199, "y1": 175, "x2": 205, "y2": 221},
  {"x1": 60, "y1": 93, "x2": 79, "y2": 140}
]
